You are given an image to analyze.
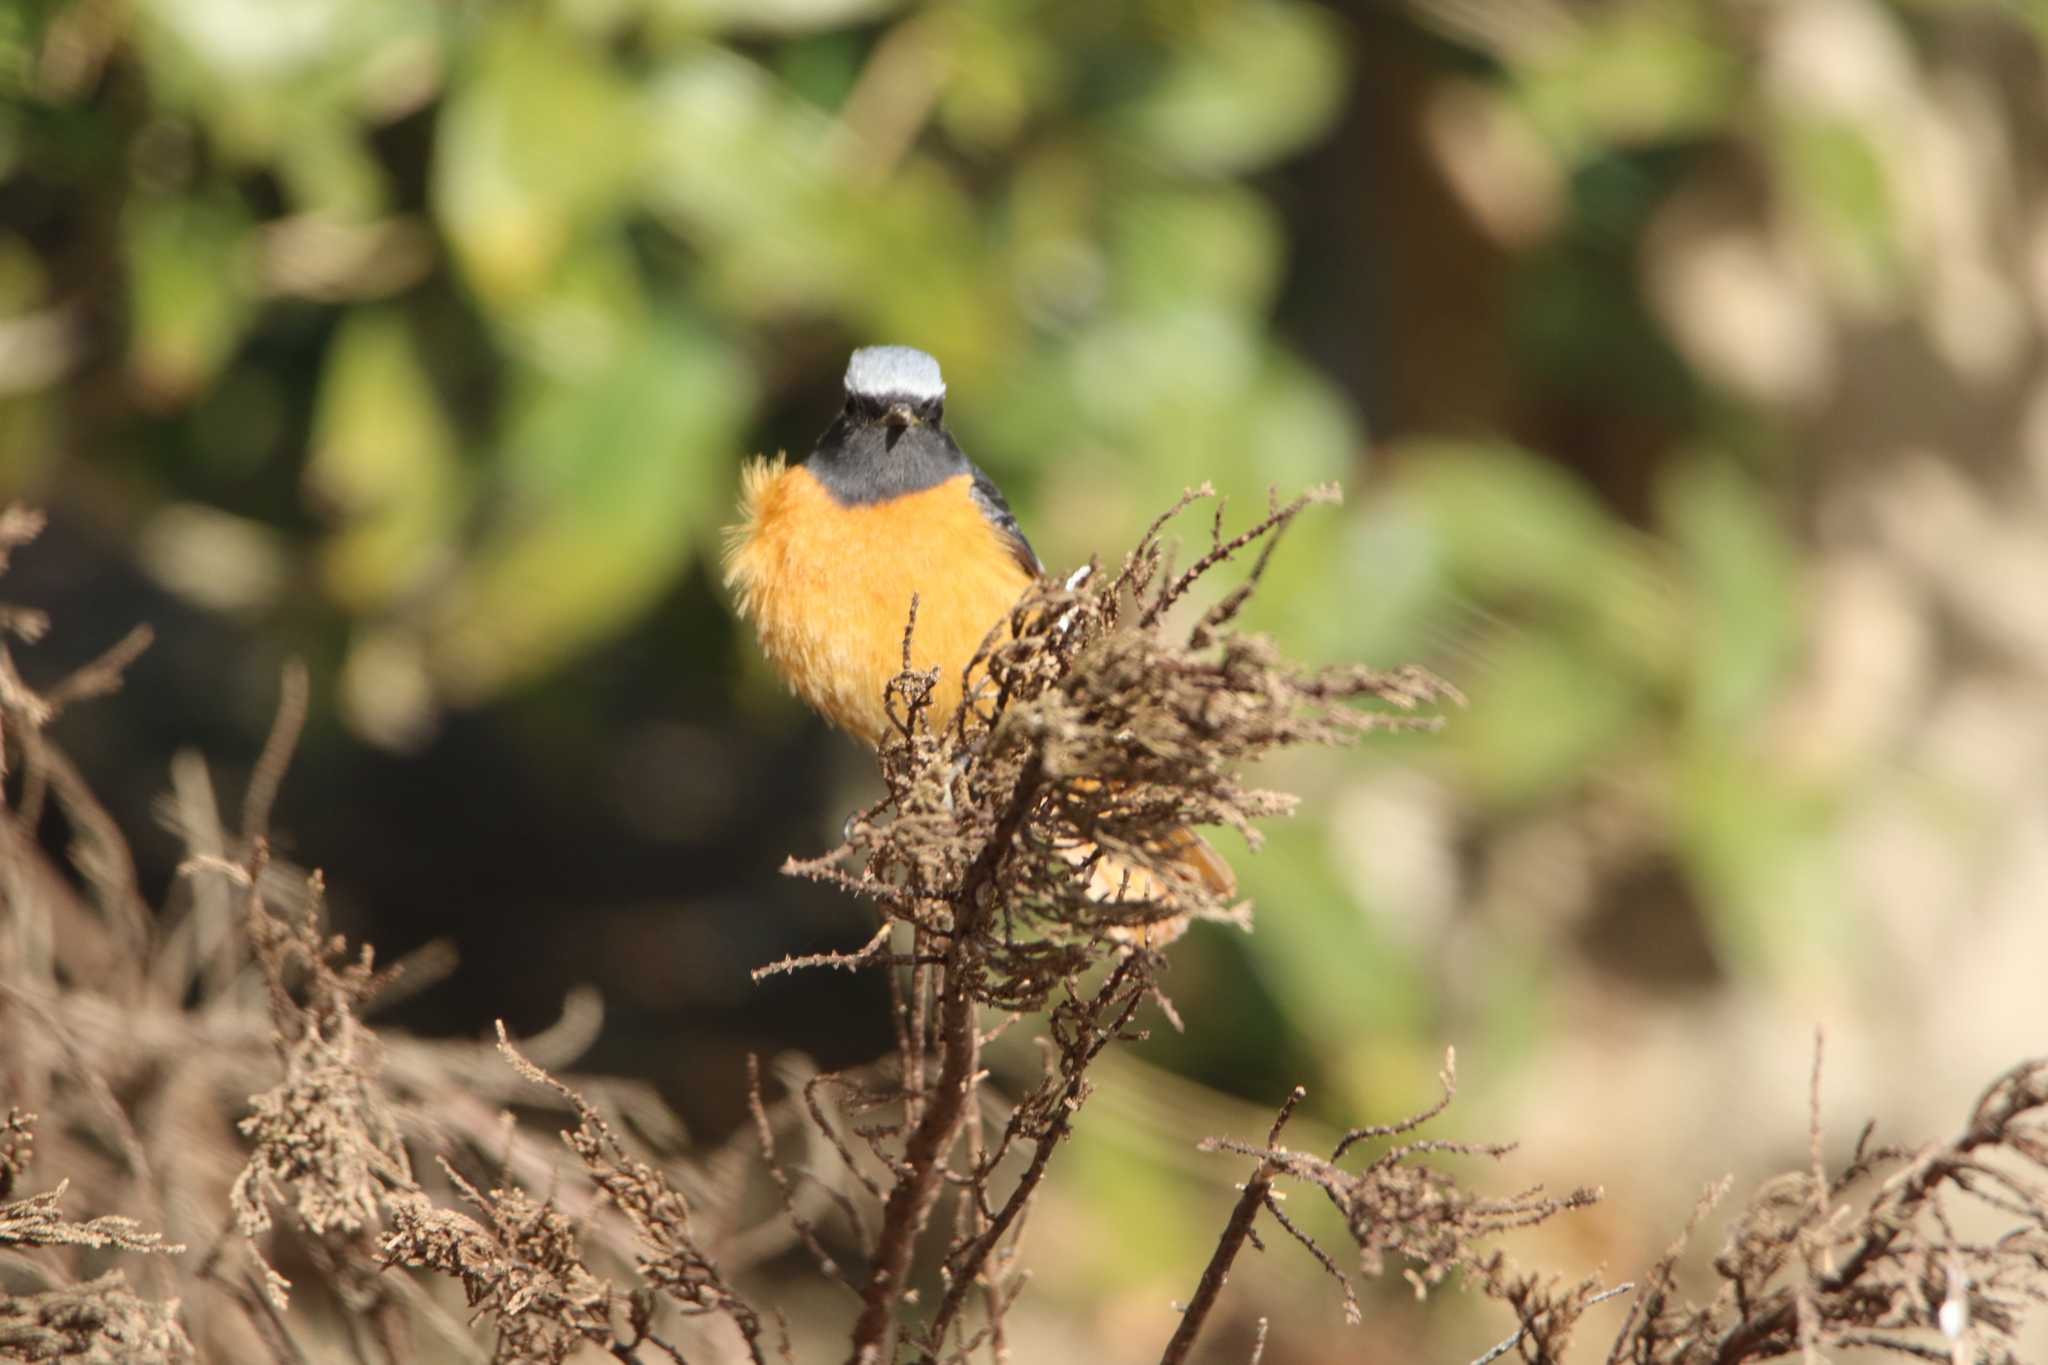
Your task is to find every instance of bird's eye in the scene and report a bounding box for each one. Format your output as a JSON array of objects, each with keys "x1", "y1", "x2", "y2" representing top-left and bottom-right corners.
[{"x1": 919, "y1": 397, "x2": 944, "y2": 422}]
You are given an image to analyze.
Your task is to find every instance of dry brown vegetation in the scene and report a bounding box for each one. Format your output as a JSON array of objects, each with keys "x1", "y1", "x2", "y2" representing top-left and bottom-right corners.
[{"x1": 2, "y1": 493, "x2": 2045, "y2": 1363}]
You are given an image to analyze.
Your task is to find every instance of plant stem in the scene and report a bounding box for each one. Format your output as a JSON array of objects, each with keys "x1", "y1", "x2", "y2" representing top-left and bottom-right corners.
[{"x1": 1159, "y1": 1088, "x2": 1305, "y2": 1365}]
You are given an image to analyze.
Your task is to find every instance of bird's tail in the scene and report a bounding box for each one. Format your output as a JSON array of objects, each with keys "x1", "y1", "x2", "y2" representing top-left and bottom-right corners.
[{"x1": 1071, "y1": 826, "x2": 1236, "y2": 949}]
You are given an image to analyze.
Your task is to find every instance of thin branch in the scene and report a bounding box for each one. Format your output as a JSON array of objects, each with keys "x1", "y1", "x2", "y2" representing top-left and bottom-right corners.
[
  {"x1": 1159, "y1": 1088, "x2": 1307, "y2": 1365},
  {"x1": 241, "y1": 658, "x2": 309, "y2": 844},
  {"x1": 1471, "y1": 1281, "x2": 1634, "y2": 1365}
]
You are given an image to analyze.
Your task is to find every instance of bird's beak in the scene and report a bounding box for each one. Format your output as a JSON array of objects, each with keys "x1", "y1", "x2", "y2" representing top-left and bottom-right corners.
[{"x1": 884, "y1": 403, "x2": 915, "y2": 430}]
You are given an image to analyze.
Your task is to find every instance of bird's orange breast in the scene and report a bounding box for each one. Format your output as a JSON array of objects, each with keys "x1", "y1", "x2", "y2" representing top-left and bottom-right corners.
[{"x1": 724, "y1": 459, "x2": 1037, "y2": 747}]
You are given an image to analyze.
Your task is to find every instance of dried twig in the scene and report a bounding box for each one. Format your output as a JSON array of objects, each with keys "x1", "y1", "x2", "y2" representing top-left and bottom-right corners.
[{"x1": 1161, "y1": 1087, "x2": 1309, "y2": 1365}]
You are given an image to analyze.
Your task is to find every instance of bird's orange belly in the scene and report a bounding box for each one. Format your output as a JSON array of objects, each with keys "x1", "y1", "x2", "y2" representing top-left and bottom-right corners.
[{"x1": 725, "y1": 462, "x2": 1035, "y2": 746}]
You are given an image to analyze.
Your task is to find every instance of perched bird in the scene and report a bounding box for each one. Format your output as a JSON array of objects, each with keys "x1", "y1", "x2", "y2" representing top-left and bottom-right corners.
[
  {"x1": 724, "y1": 346, "x2": 1037, "y2": 747},
  {"x1": 724, "y1": 345, "x2": 1232, "y2": 923}
]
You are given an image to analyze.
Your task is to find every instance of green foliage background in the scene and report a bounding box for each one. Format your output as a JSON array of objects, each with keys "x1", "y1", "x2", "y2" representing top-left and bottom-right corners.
[{"x1": 5, "y1": 0, "x2": 2047, "y2": 1357}]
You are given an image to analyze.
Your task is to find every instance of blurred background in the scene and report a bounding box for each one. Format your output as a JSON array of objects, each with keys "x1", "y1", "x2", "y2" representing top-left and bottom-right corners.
[{"x1": 5, "y1": 0, "x2": 2048, "y2": 1358}]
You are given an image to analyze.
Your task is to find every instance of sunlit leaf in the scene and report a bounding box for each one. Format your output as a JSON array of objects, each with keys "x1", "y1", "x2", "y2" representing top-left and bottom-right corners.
[
  {"x1": 1774, "y1": 112, "x2": 1903, "y2": 307},
  {"x1": 1515, "y1": 0, "x2": 1739, "y2": 155},
  {"x1": 133, "y1": 0, "x2": 440, "y2": 162},
  {"x1": 651, "y1": 0, "x2": 904, "y2": 38},
  {"x1": 433, "y1": 11, "x2": 642, "y2": 309},
  {"x1": 643, "y1": 47, "x2": 849, "y2": 309},
  {"x1": 270, "y1": 114, "x2": 390, "y2": 218},
  {"x1": 840, "y1": 159, "x2": 1009, "y2": 370},
  {"x1": 306, "y1": 308, "x2": 464, "y2": 611},
  {"x1": 136, "y1": 0, "x2": 349, "y2": 86},
  {"x1": 497, "y1": 234, "x2": 652, "y2": 377},
  {"x1": 1258, "y1": 499, "x2": 1446, "y2": 665},
  {"x1": 646, "y1": 42, "x2": 1005, "y2": 363}
]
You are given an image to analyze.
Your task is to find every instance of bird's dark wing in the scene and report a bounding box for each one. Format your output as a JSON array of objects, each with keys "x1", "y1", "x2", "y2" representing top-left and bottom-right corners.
[{"x1": 969, "y1": 464, "x2": 1043, "y2": 579}]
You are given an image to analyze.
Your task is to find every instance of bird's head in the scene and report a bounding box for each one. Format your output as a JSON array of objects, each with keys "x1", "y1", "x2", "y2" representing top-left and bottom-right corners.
[
  {"x1": 803, "y1": 345, "x2": 970, "y2": 505},
  {"x1": 843, "y1": 345, "x2": 947, "y2": 443}
]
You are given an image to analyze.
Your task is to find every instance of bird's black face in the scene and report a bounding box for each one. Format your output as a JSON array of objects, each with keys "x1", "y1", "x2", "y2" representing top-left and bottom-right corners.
[
  {"x1": 807, "y1": 389, "x2": 967, "y2": 506},
  {"x1": 844, "y1": 390, "x2": 945, "y2": 450}
]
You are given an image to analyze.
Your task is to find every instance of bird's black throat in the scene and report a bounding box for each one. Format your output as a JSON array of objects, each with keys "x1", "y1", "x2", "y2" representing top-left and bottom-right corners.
[
  {"x1": 802, "y1": 396, "x2": 1043, "y2": 577},
  {"x1": 804, "y1": 413, "x2": 972, "y2": 507}
]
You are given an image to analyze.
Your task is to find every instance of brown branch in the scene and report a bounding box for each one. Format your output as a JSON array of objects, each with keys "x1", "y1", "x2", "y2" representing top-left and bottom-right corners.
[
  {"x1": 41, "y1": 623, "x2": 154, "y2": 716},
  {"x1": 844, "y1": 747, "x2": 1050, "y2": 1363},
  {"x1": 845, "y1": 949, "x2": 981, "y2": 1363},
  {"x1": 918, "y1": 962, "x2": 1150, "y2": 1356},
  {"x1": 748, "y1": 1054, "x2": 862, "y2": 1295},
  {"x1": 241, "y1": 658, "x2": 309, "y2": 844},
  {"x1": 1139, "y1": 484, "x2": 1337, "y2": 630},
  {"x1": 1159, "y1": 1087, "x2": 1307, "y2": 1365}
]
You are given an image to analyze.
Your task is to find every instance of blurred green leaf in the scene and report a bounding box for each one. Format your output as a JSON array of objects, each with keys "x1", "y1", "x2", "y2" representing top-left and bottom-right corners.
[
  {"x1": 0, "y1": 234, "x2": 46, "y2": 314},
  {"x1": 1399, "y1": 441, "x2": 1624, "y2": 602},
  {"x1": 307, "y1": 308, "x2": 464, "y2": 611},
  {"x1": 841, "y1": 160, "x2": 1010, "y2": 369},
  {"x1": 1118, "y1": 0, "x2": 1348, "y2": 175},
  {"x1": 271, "y1": 115, "x2": 389, "y2": 218},
  {"x1": 1516, "y1": 0, "x2": 1737, "y2": 155},
  {"x1": 433, "y1": 12, "x2": 642, "y2": 309},
  {"x1": 134, "y1": 0, "x2": 440, "y2": 165},
  {"x1": 0, "y1": 12, "x2": 33, "y2": 102},
  {"x1": 430, "y1": 316, "x2": 752, "y2": 701},
  {"x1": 123, "y1": 190, "x2": 256, "y2": 405},
  {"x1": 1660, "y1": 453, "x2": 1799, "y2": 734},
  {"x1": 1775, "y1": 113, "x2": 1903, "y2": 305},
  {"x1": 1239, "y1": 818, "x2": 1429, "y2": 1063},
  {"x1": 1446, "y1": 628, "x2": 1648, "y2": 806},
  {"x1": 499, "y1": 234, "x2": 653, "y2": 376},
  {"x1": 1070, "y1": 308, "x2": 1256, "y2": 443},
  {"x1": 1242, "y1": 349, "x2": 1358, "y2": 488},
  {"x1": 643, "y1": 46, "x2": 851, "y2": 311},
  {"x1": 653, "y1": 0, "x2": 904, "y2": 38},
  {"x1": 934, "y1": 2, "x2": 1060, "y2": 151},
  {"x1": 136, "y1": 0, "x2": 352, "y2": 89},
  {"x1": 1674, "y1": 744, "x2": 1841, "y2": 979},
  {"x1": 773, "y1": 29, "x2": 864, "y2": 109},
  {"x1": 1109, "y1": 186, "x2": 1282, "y2": 317},
  {"x1": 1260, "y1": 498, "x2": 1445, "y2": 665},
  {"x1": 657, "y1": 42, "x2": 1005, "y2": 358},
  {"x1": 1396, "y1": 442, "x2": 1677, "y2": 673}
]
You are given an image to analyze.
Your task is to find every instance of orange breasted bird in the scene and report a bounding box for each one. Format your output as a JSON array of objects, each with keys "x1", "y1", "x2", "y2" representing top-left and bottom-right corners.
[{"x1": 724, "y1": 345, "x2": 1233, "y2": 914}]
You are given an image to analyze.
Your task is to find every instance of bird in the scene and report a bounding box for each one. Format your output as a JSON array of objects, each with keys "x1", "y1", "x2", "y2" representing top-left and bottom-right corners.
[{"x1": 723, "y1": 344, "x2": 1233, "y2": 929}]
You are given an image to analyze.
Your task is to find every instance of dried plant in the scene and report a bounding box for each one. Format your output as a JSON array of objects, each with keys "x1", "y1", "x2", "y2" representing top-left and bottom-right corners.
[
  {"x1": 0, "y1": 1271, "x2": 194, "y2": 1364},
  {"x1": 0, "y1": 1115, "x2": 191, "y2": 1362},
  {"x1": 378, "y1": 1026, "x2": 774, "y2": 1364},
  {"x1": 0, "y1": 504, "x2": 794, "y2": 1363},
  {"x1": 781, "y1": 482, "x2": 1456, "y2": 982},
  {"x1": 1, "y1": 491, "x2": 2046, "y2": 1365},
  {"x1": 1164, "y1": 1054, "x2": 1603, "y2": 1365},
  {"x1": 1602, "y1": 1038, "x2": 2048, "y2": 1365},
  {"x1": 1169, "y1": 1037, "x2": 2048, "y2": 1365},
  {"x1": 747, "y1": 483, "x2": 1460, "y2": 1362}
]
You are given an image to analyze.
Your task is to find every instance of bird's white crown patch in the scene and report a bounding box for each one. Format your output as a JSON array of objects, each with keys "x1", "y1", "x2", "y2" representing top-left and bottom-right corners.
[{"x1": 845, "y1": 345, "x2": 945, "y2": 402}]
